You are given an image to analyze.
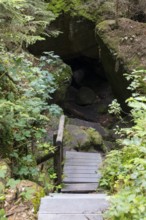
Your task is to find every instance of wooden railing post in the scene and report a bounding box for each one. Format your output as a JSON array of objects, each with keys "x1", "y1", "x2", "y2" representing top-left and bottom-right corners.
[{"x1": 53, "y1": 115, "x2": 65, "y2": 186}]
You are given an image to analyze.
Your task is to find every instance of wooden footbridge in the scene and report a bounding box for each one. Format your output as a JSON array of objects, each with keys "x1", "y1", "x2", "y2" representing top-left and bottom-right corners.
[{"x1": 38, "y1": 115, "x2": 108, "y2": 220}]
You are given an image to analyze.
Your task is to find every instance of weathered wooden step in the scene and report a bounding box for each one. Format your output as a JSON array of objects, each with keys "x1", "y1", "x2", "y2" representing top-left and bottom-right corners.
[
  {"x1": 63, "y1": 177, "x2": 99, "y2": 183},
  {"x1": 64, "y1": 168, "x2": 98, "y2": 174},
  {"x1": 38, "y1": 194, "x2": 108, "y2": 220},
  {"x1": 38, "y1": 213, "x2": 103, "y2": 220},
  {"x1": 61, "y1": 183, "x2": 98, "y2": 192},
  {"x1": 64, "y1": 173, "x2": 100, "y2": 178},
  {"x1": 64, "y1": 165, "x2": 99, "y2": 170},
  {"x1": 49, "y1": 193, "x2": 107, "y2": 198},
  {"x1": 62, "y1": 151, "x2": 102, "y2": 191},
  {"x1": 65, "y1": 161, "x2": 100, "y2": 166},
  {"x1": 39, "y1": 196, "x2": 108, "y2": 213},
  {"x1": 65, "y1": 151, "x2": 102, "y2": 159}
]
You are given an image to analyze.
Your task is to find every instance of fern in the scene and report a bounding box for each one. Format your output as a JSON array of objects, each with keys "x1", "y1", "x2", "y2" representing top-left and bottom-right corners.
[{"x1": 0, "y1": 0, "x2": 57, "y2": 50}]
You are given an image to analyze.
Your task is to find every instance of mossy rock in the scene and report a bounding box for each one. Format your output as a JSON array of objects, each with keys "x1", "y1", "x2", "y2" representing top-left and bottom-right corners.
[
  {"x1": 0, "y1": 160, "x2": 11, "y2": 184},
  {"x1": 95, "y1": 1, "x2": 115, "y2": 23},
  {"x1": 86, "y1": 128, "x2": 104, "y2": 151},
  {"x1": 64, "y1": 125, "x2": 89, "y2": 149},
  {"x1": 103, "y1": 140, "x2": 116, "y2": 152},
  {"x1": 64, "y1": 124, "x2": 104, "y2": 151},
  {"x1": 17, "y1": 180, "x2": 45, "y2": 213}
]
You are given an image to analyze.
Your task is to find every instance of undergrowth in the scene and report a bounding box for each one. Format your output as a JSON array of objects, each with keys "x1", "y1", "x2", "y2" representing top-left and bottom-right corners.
[{"x1": 100, "y1": 69, "x2": 146, "y2": 220}]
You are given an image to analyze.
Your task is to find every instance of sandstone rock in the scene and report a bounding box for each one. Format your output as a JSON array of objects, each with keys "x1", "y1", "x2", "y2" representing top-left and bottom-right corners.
[
  {"x1": 68, "y1": 118, "x2": 109, "y2": 138},
  {"x1": 29, "y1": 14, "x2": 98, "y2": 59},
  {"x1": 64, "y1": 124, "x2": 103, "y2": 151}
]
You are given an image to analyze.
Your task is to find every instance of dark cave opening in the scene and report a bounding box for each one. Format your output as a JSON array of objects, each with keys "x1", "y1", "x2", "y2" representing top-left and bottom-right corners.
[
  {"x1": 64, "y1": 56, "x2": 107, "y2": 90},
  {"x1": 63, "y1": 56, "x2": 114, "y2": 123}
]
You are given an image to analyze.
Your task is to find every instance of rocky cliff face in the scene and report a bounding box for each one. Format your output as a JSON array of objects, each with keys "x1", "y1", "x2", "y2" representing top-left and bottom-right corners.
[
  {"x1": 29, "y1": 14, "x2": 98, "y2": 59},
  {"x1": 96, "y1": 18, "x2": 146, "y2": 106},
  {"x1": 29, "y1": 1, "x2": 146, "y2": 109}
]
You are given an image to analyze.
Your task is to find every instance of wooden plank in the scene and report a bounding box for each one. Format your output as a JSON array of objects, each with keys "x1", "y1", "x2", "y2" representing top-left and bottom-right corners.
[
  {"x1": 63, "y1": 173, "x2": 100, "y2": 178},
  {"x1": 63, "y1": 177, "x2": 99, "y2": 183},
  {"x1": 63, "y1": 169, "x2": 98, "y2": 174},
  {"x1": 65, "y1": 161, "x2": 100, "y2": 166},
  {"x1": 66, "y1": 154, "x2": 102, "y2": 159},
  {"x1": 65, "y1": 158, "x2": 101, "y2": 162},
  {"x1": 65, "y1": 157, "x2": 101, "y2": 161},
  {"x1": 56, "y1": 115, "x2": 65, "y2": 145},
  {"x1": 66, "y1": 157, "x2": 101, "y2": 161},
  {"x1": 66, "y1": 151, "x2": 100, "y2": 155},
  {"x1": 66, "y1": 151, "x2": 101, "y2": 158},
  {"x1": 48, "y1": 194, "x2": 107, "y2": 199},
  {"x1": 39, "y1": 198, "x2": 108, "y2": 214},
  {"x1": 61, "y1": 183, "x2": 98, "y2": 192},
  {"x1": 38, "y1": 213, "x2": 103, "y2": 220},
  {"x1": 63, "y1": 165, "x2": 98, "y2": 170}
]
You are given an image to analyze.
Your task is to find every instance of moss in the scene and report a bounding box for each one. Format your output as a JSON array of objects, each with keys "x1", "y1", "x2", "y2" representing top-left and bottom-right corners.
[
  {"x1": 63, "y1": 129, "x2": 73, "y2": 148},
  {"x1": 32, "y1": 187, "x2": 45, "y2": 213},
  {"x1": 126, "y1": 56, "x2": 141, "y2": 70},
  {"x1": 95, "y1": 1, "x2": 115, "y2": 23},
  {"x1": 64, "y1": 125, "x2": 104, "y2": 151},
  {"x1": 86, "y1": 128, "x2": 103, "y2": 147},
  {"x1": 0, "y1": 160, "x2": 11, "y2": 184},
  {"x1": 96, "y1": 20, "x2": 121, "y2": 51},
  {"x1": 53, "y1": 61, "x2": 72, "y2": 103},
  {"x1": 64, "y1": 125, "x2": 89, "y2": 149},
  {"x1": 0, "y1": 182, "x2": 5, "y2": 193}
]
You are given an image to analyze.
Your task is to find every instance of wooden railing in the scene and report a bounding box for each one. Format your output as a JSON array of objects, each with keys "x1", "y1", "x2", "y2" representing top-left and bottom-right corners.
[
  {"x1": 36, "y1": 115, "x2": 65, "y2": 186},
  {"x1": 53, "y1": 115, "x2": 65, "y2": 185}
]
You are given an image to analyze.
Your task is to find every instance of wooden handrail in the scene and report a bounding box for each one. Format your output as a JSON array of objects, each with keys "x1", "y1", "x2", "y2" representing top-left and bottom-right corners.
[
  {"x1": 54, "y1": 115, "x2": 65, "y2": 186},
  {"x1": 56, "y1": 115, "x2": 65, "y2": 145},
  {"x1": 36, "y1": 115, "x2": 65, "y2": 188}
]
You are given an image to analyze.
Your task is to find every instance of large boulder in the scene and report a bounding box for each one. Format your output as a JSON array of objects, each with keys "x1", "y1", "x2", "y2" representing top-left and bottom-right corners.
[
  {"x1": 52, "y1": 61, "x2": 73, "y2": 104},
  {"x1": 64, "y1": 124, "x2": 104, "y2": 151},
  {"x1": 76, "y1": 87, "x2": 96, "y2": 105},
  {"x1": 68, "y1": 118, "x2": 110, "y2": 139}
]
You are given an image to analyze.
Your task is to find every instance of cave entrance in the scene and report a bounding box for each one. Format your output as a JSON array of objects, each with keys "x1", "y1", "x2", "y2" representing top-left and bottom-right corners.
[{"x1": 63, "y1": 56, "x2": 114, "y2": 124}]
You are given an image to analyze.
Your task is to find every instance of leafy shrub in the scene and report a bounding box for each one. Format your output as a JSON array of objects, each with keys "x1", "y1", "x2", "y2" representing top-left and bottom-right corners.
[
  {"x1": 100, "y1": 69, "x2": 146, "y2": 219},
  {"x1": 0, "y1": 50, "x2": 65, "y2": 183}
]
